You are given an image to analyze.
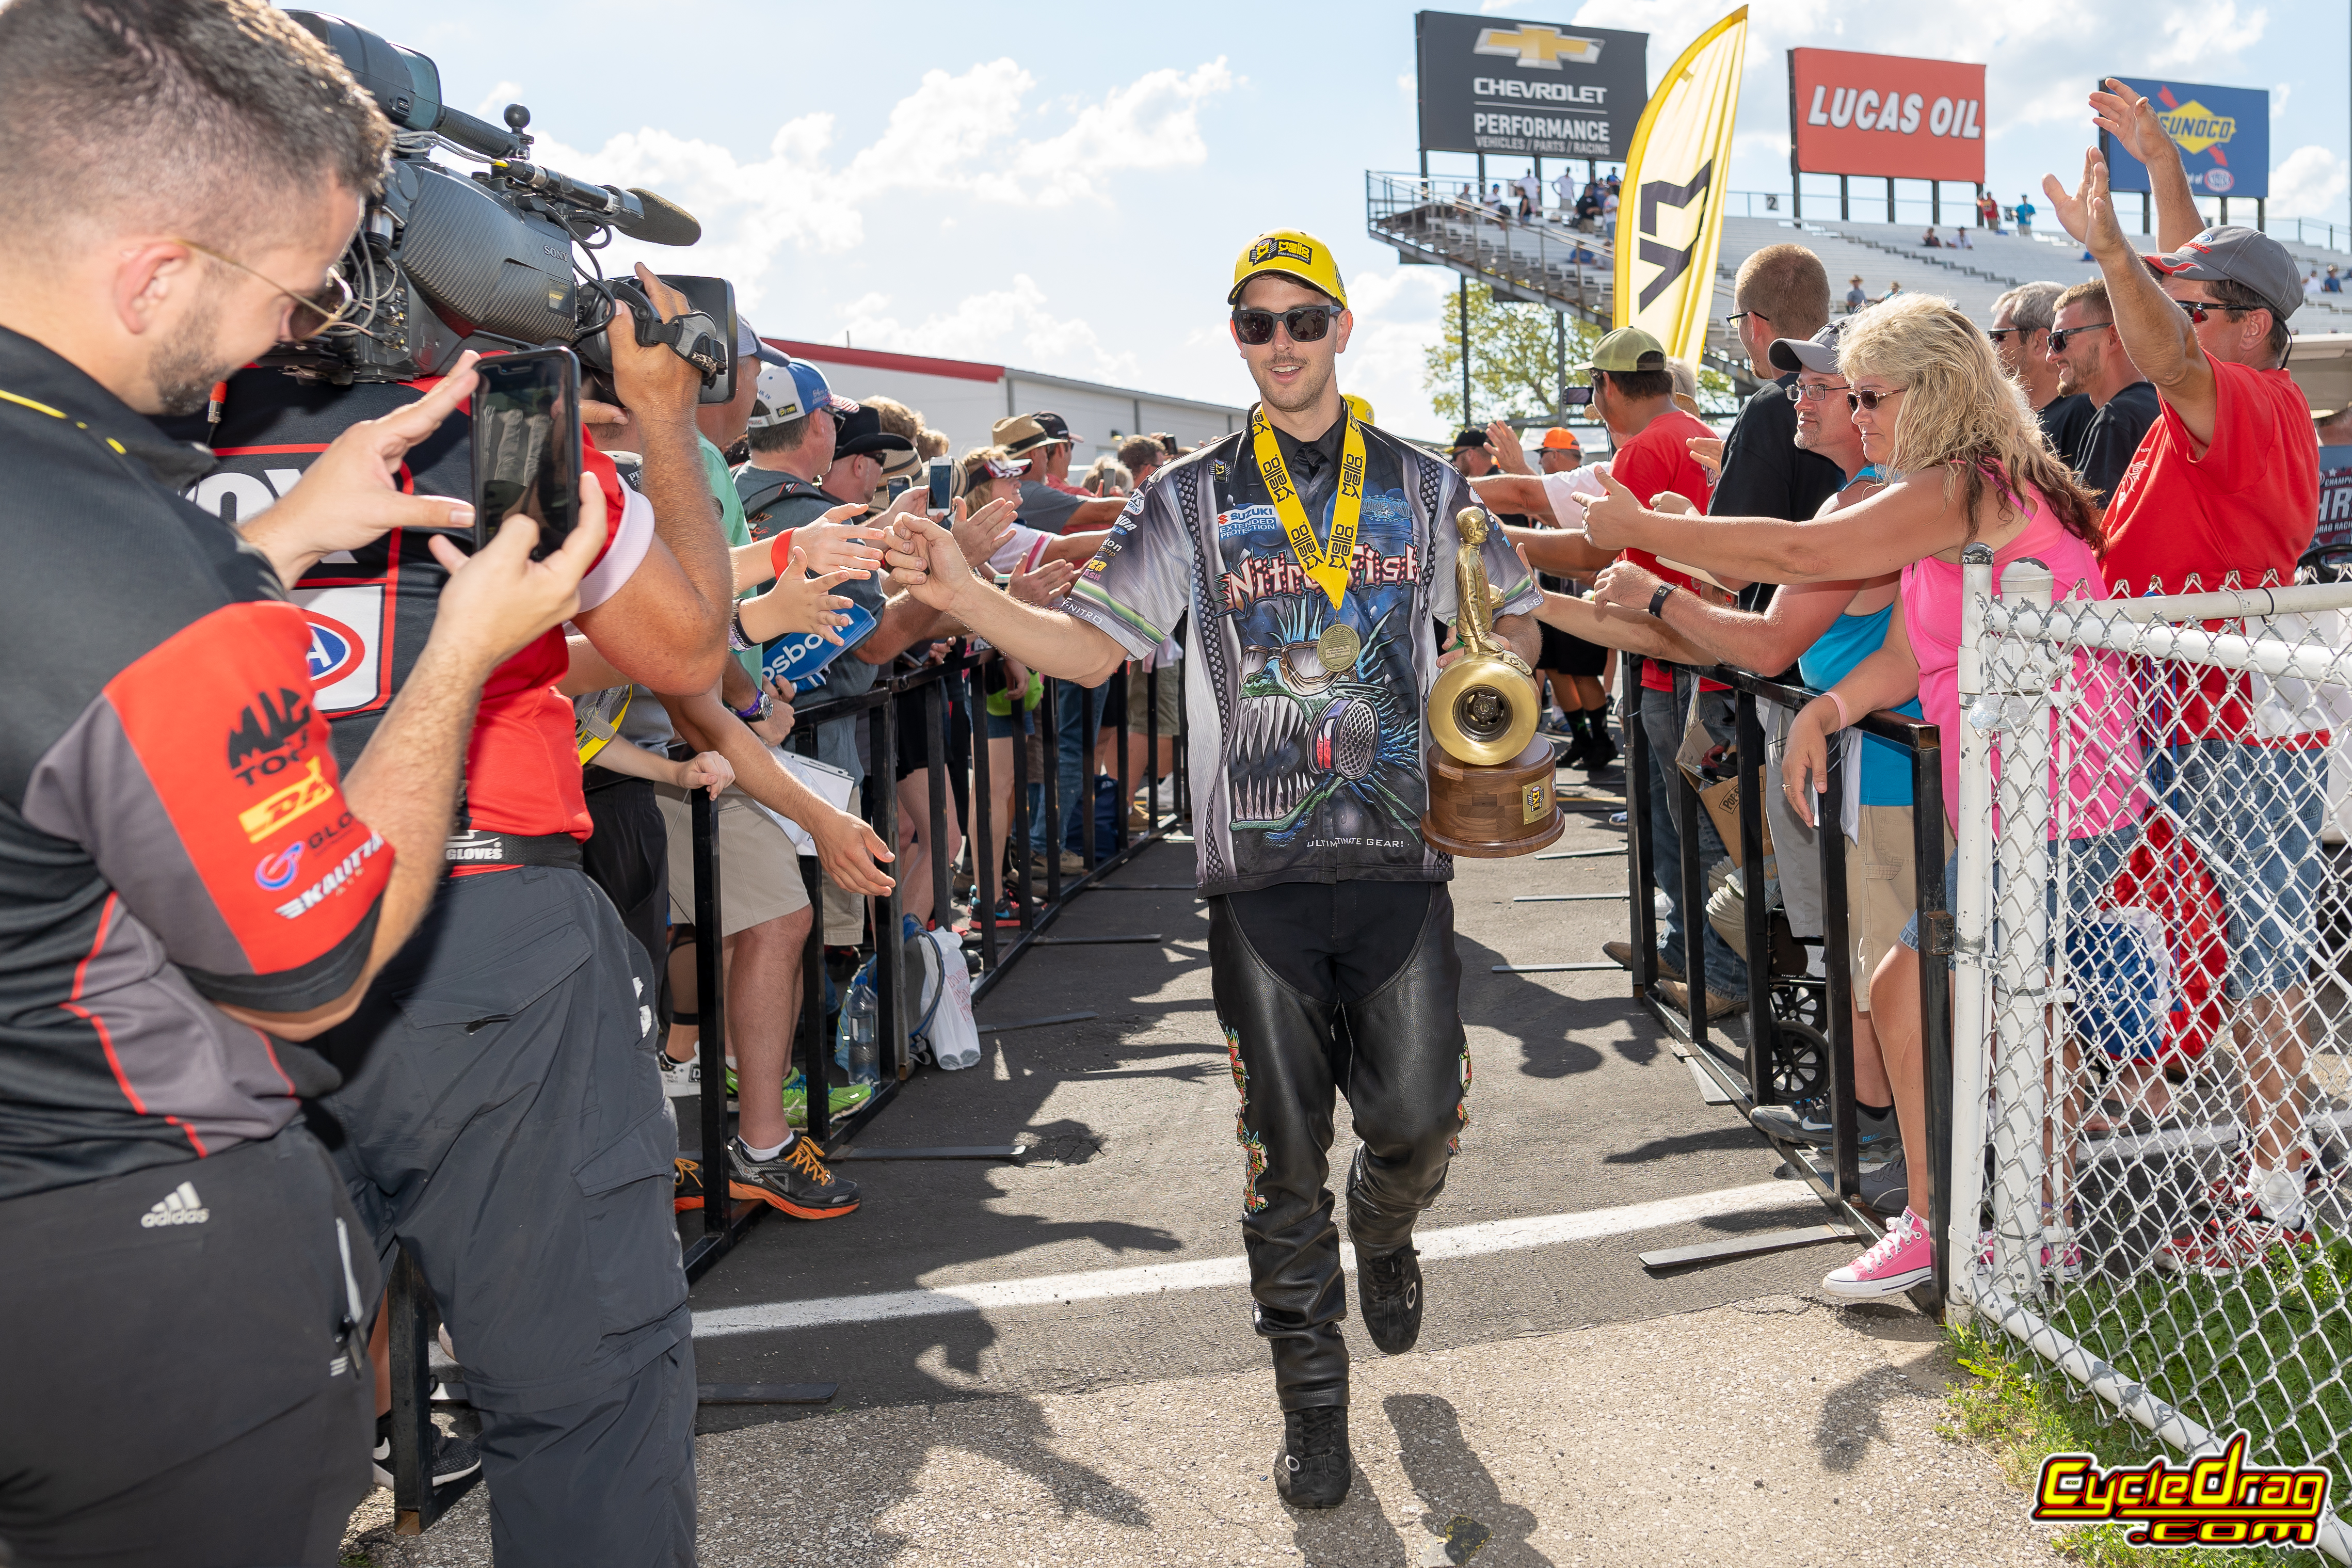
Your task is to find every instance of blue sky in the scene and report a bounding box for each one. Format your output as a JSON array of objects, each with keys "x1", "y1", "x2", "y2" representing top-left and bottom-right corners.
[{"x1": 302, "y1": 0, "x2": 2352, "y2": 440}]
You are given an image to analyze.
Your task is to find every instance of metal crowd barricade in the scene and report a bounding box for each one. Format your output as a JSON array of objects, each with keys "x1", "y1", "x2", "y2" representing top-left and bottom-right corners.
[
  {"x1": 390, "y1": 649, "x2": 1192, "y2": 1528},
  {"x1": 1622, "y1": 652, "x2": 1954, "y2": 1306},
  {"x1": 1949, "y1": 552, "x2": 2352, "y2": 1556}
]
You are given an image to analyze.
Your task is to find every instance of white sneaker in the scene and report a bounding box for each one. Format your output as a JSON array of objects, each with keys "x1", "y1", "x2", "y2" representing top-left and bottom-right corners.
[{"x1": 658, "y1": 1053, "x2": 700, "y2": 1098}]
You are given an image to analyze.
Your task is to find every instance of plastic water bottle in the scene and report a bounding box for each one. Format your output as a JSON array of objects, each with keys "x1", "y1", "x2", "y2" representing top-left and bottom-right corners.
[{"x1": 834, "y1": 961, "x2": 878, "y2": 1084}]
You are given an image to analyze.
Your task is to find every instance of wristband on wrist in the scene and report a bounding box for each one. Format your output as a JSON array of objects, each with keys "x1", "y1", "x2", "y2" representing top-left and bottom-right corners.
[
  {"x1": 1646, "y1": 582, "x2": 1676, "y2": 618},
  {"x1": 1826, "y1": 690, "x2": 1852, "y2": 731},
  {"x1": 727, "y1": 604, "x2": 753, "y2": 652},
  {"x1": 732, "y1": 690, "x2": 772, "y2": 724},
  {"x1": 766, "y1": 528, "x2": 797, "y2": 581}
]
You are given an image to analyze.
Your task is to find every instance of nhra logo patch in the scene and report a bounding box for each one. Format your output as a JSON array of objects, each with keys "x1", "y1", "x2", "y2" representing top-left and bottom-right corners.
[
  {"x1": 1249, "y1": 236, "x2": 1314, "y2": 267},
  {"x1": 302, "y1": 611, "x2": 364, "y2": 689}
]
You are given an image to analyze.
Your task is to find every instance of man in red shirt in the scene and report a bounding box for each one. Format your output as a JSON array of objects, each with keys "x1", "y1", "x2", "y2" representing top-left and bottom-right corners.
[
  {"x1": 2043, "y1": 81, "x2": 2324, "y2": 1274},
  {"x1": 1581, "y1": 329, "x2": 1743, "y2": 1016}
]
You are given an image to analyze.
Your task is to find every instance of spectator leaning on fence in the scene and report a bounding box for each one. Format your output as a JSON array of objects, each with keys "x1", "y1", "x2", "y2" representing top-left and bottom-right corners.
[
  {"x1": 1989, "y1": 280, "x2": 2095, "y2": 466},
  {"x1": 2047, "y1": 278, "x2": 2160, "y2": 507},
  {"x1": 2044, "y1": 82, "x2": 2328, "y2": 1273},
  {"x1": 1571, "y1": 294, "x2": 2149, "y2": 1295},
  {"x1": 1558, "y1": 318, "x2": 1924, "y2": 1228}
]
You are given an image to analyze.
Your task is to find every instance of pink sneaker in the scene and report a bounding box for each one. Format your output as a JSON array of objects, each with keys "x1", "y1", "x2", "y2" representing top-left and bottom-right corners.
[
  {"x1": 1823, "y1": 1207, "x2": 1934, "y2": 1298},
  {"x1": 1974, "y1": 1226, "x2": 2086, "y2": 1284}
]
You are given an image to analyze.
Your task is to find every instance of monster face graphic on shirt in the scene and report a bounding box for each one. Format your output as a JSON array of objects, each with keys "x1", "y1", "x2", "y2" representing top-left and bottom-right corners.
[
  {"x1": 1061, "y1": 420, "x2": 1538, "y2": 896},
  {"x1": 1216, "y1": 493, "x2": 1424, "y2": 847}
]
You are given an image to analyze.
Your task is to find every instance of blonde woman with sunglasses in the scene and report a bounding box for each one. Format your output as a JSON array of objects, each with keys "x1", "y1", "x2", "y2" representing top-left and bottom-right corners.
[{"x1": 1574, "y1": 293, "x2": 2147, "y2": 1298}]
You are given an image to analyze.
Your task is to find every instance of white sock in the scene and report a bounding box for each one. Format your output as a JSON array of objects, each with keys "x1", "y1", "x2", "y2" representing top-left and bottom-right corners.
[{"x1": 740, "y1": 1133, "x2": 793, "y2": 1162}]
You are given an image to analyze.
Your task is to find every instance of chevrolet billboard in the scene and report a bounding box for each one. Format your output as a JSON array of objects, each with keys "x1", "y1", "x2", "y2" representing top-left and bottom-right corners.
[{"x1": 1415, "y1": 10, "x2": 1649, "y2": 161}]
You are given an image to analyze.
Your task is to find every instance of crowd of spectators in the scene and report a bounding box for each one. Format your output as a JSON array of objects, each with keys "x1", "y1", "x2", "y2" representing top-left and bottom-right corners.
[{"x1": 1466, "y1": 76, "x2": 2334, "y2": 1301}]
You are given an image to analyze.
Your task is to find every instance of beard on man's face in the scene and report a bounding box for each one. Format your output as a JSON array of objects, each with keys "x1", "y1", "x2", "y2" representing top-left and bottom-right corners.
[{"x1": 149, "y1": 295, "x2": 233, "y2": 417}]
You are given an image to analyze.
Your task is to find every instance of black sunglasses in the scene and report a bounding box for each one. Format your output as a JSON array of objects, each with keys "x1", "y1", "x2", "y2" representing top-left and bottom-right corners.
[
  {"x1": 2175, "y1": 299, "x2": 2246, "y2": 324},
  {"x1": 1986, "y1": 326, "x2": 2034, "y2": 344},
  {"x1": 1233, "y1": 304, "x2": 1343, "y2": 346},
  {"x1": 2046, "y1": 321, "x2": 2115, "y2": 353},
  {"x1": 1847, "y1": 386, "x2": 1906, "y2": 411}
]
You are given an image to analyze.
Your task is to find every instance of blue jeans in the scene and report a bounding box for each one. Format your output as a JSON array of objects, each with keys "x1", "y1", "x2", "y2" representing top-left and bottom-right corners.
[
  {"x1": 2150, "y1": 740, "x2": 2325, "y2": 998},
  {"x1": 1030, "y1": 680, "x2": 1104, "y2": 858},
  {"x1": 1640, "y1": 675, "x2": 1749, "y2": 999}
]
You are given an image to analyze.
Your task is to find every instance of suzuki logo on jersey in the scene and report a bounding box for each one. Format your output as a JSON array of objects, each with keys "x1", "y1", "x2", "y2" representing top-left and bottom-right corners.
[
  {"x1": 255, "y1": 842, "x2": 304, "y2": 890},
  {"x1": 302, "y1": 611, "x2": 364, "y2": 689},
  {"x1": 227, "y1": 687, "x2": 313, "y2": 785}
]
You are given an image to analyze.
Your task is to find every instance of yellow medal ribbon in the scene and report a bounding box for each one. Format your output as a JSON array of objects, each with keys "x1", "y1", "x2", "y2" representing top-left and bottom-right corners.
[{"x1": 1250, "y1": 407, "x2": 1365, "y2": 611}]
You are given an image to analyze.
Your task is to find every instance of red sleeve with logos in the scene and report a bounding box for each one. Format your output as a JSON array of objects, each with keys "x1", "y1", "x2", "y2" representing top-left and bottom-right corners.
[{"x1": 84, "y1": 601, "x2": 389, "y2": 1004}]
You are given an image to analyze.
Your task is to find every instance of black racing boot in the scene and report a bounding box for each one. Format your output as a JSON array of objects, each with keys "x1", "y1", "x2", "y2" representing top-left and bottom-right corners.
[
  {"x1": 1557, "y1": 711, "x2": 1593, "y2": 770},
  {"x1": 1356, "y1": 1243, "x2": 1425, "y2": 1354},
  {"x1": 1273, "y1": 1405, "x2": 1353, "y2": 1509}
]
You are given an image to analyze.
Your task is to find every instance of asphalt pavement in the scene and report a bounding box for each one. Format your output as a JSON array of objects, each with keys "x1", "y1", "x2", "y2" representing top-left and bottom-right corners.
[{"x1": 347, "y1": 781, "x2": 2059, "y2": 1566}]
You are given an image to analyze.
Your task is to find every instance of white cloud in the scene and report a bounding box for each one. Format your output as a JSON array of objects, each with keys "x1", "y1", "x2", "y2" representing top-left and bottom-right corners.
[
  {"x1": 526, "y1": 54, "x2": 1233, "y2": 295},
  {"x1": 840, "y1": 277, "x2": 1143, "y2": 386},
  {"x1": 1335, "y1": 266, "x2": 1460, "y2": 435},
  {"x1": 470, "y1": 81, "x2": 523, "y2": 122},
  {"x1": 2273, "y1": 146, "x2": 2348, "y2": 220}
]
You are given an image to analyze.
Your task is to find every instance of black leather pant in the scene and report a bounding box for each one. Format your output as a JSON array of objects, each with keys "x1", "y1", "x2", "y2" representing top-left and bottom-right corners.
[{"x1": 1208, "y1": 881, "x2": 1468, "y2": 1411}]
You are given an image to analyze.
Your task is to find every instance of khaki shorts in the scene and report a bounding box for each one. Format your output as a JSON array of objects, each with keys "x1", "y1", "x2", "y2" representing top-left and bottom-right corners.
[
  {"x1": 820, "y1": 873, "x2": 865, "y2": 947},
  {"x1": 1844, "y1": 804, "x2": 1926, "y2": 1010},
  {"x1": 652, "y1": 787, "x2": 809, "y2": 937},
  {"x1": 1126, "y1": 663, "x2": 1180, "y2": 738}
]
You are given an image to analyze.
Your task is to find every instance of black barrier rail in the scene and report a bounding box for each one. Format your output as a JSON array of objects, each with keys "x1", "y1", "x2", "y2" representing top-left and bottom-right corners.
[
  {"x1": 390, "y1": 647, "x2": 1192, "y2": 1523},
  {"x1": 1622, "y1": 654, "x2": 1951, "y2": 1311},
  {"x1": 682, "y1": 647, "x2": 1190, "y2": 1281}
]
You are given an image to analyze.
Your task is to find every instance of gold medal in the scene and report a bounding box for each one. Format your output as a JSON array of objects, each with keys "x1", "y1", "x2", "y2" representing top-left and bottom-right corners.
[{"x1": 1315, "y1": 622, "x2": 1361, "y2": 674}]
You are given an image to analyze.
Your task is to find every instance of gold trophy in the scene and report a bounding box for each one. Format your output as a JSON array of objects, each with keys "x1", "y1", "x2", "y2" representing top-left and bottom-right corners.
[{"x1": 1420, "y1": 508, "x2": 1564, "y2": 857}]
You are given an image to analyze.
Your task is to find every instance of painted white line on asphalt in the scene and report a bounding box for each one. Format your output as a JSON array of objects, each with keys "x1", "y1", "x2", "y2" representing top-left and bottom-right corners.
[{"x1": 691, "y1": 1179, "x2": 1818, "y2": 1339}]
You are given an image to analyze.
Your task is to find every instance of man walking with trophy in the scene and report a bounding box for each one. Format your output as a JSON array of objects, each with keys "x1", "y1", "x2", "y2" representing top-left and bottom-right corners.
[{"x1": 882, "y1": 228, "x2": 1544, "y2": 1508}]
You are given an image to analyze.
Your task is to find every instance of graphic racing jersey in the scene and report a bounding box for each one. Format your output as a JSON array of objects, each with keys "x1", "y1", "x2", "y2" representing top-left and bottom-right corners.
[{"x1": 1062, "y1": 416, "x2": 1539, "y2": 895}]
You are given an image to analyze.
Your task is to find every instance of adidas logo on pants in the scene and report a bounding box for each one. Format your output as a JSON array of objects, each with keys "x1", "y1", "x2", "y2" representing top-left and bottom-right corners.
[{"x1": 140, "y1": 1180, "x2": 210, "y2": 1227}]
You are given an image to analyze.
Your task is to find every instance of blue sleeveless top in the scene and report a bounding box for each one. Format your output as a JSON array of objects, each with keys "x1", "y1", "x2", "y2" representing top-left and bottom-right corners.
[{"x1": 1798, "y1": 603, "x2": 1923, "y2": 806}]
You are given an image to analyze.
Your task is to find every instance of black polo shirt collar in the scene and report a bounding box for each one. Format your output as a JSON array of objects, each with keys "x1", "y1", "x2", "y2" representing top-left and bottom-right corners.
[{"x1": 0, "y1": 323, "x2": 216, "y2": 491}]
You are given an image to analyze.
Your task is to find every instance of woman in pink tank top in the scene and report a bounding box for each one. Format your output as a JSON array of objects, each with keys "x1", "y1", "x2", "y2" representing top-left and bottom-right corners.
[{"x1": 1566, "y1": 295, "x2": 2140, "y2": 1298}]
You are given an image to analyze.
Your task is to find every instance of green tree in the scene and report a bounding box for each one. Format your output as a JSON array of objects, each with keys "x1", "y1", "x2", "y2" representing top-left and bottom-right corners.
[
  {"x1": 1420, "y1": 283, "x2": 1601, "y2": 428},
  {"x1": 1419, "y1": 283, "x2": 1742, "y2": 428}
]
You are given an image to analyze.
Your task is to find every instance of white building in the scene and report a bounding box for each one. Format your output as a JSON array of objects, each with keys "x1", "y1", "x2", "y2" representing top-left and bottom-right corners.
[{"x1": 767, "y1": 340, "x2": 1249, "y2": 463}]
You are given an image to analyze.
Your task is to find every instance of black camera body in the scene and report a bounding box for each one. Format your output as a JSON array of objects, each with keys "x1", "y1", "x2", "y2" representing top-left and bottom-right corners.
[{"x1": 273, "y1": 12, "x2": 730, "y2": 401}]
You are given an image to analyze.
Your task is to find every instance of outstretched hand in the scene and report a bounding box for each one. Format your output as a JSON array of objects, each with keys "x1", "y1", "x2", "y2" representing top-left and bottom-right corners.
[
  {"x1": 809, "y1": 805, "x2": 895, "y2": 897},
  {"x1": 1590, "y1": 558, "x2": 1663, "y2": 619},
  {"x1": 951, "y1": 496, "x2": 1019, "y2": 571},
  {"x1": 2088, "y1": 78, "x2": 2177, "y2": 173},
  {"x1": 1565, "y1": 462, "x2": 1644, "y2": 552},
  {"x1": 2042, "y1": 146, "x2": 2126, "y2": 259},
  {"x1": 883, "y1": 511, "x2": 978, "y2": 612}
]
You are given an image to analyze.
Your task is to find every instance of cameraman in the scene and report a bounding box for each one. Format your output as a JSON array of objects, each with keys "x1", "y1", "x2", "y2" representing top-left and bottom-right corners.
[
  {"x1": 0, "y1": 3, "x2": 599, "y2": 1563},
  {"x1": 181, "y1": 218, "x2": 731, "y2": 1568}
]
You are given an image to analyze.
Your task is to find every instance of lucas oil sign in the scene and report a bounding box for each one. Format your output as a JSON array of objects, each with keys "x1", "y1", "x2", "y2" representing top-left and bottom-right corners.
[
  {"x1": 2100, "y1": 78, "x2": 2270, "y2": 199},
  {"x1": 1788, "y1": 49, "x2": 1986, "y2": 184},
  {"x1": 1415, "y1": 9, "x2": 1647, "y2": 161}
]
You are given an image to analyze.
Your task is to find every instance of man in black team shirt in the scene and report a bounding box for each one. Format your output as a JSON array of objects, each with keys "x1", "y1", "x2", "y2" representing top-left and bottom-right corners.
[
  {"x1": 885, "y1": 228, "x2": 1541, "y2": 1509},
  {"x1": 0, "y1": 4, "x2": 601, "y2": 1563}
]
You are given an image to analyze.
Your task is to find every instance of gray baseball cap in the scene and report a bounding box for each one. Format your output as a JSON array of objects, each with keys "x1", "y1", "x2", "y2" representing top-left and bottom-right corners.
[
  {"x1": 1768, "y1": 318, "x2": 1848, "y2": 376},
  {"x1": 2145, "y1": 226, "x2": 2301, "y2": 321}
]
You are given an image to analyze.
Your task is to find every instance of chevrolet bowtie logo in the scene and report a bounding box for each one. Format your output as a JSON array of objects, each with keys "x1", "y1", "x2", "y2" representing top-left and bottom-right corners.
[{"x1": 1474, "y1": 25, "x2": 1604, "y2": 70}]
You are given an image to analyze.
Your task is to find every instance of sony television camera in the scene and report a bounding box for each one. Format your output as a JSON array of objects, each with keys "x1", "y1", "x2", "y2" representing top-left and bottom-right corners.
[{"x1": 269, "y1": 12, "x2": 733, "y2": 399}]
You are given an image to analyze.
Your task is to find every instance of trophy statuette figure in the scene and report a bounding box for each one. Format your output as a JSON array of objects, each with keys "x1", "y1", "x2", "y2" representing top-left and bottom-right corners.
[{"x1": 1420, "y1": 508, "x2": 1564, "y2": 857}]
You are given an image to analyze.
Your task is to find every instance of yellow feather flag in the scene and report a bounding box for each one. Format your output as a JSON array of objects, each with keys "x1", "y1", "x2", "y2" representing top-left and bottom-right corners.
[{"x1": 1611, "y1": 7, "x2": 1749, "y2": 360}]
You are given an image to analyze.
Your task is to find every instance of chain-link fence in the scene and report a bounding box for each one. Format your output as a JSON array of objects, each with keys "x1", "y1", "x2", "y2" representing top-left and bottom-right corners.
[{"x1": 1948, "y1": 549, "x2": 2352, "y2": 1555}]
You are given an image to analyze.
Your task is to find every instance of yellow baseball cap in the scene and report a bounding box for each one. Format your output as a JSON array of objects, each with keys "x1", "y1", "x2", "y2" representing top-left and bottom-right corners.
[
  {"x1": 1342, "y1": 393, "x2": 1375, "y2": 425},
  {"x1": 1229, "y1": 229, "x2": 1348, "y2": 308}
]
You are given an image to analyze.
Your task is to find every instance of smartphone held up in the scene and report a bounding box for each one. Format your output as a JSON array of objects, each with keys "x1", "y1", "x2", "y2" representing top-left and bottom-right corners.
[{"x1": 472, "y1": 347, "x2": 583, "y2": 560}]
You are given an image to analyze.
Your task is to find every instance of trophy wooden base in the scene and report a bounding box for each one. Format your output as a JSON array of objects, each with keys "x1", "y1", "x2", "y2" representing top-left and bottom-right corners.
[{"x1": 1421, "y1": 738, "x2": 1564, "y2": 859}]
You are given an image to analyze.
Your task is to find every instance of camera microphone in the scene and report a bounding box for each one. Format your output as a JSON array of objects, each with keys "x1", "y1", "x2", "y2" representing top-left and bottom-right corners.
[{"x1": 617, "y1": 190, "x2": 701, "y2": 248}]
